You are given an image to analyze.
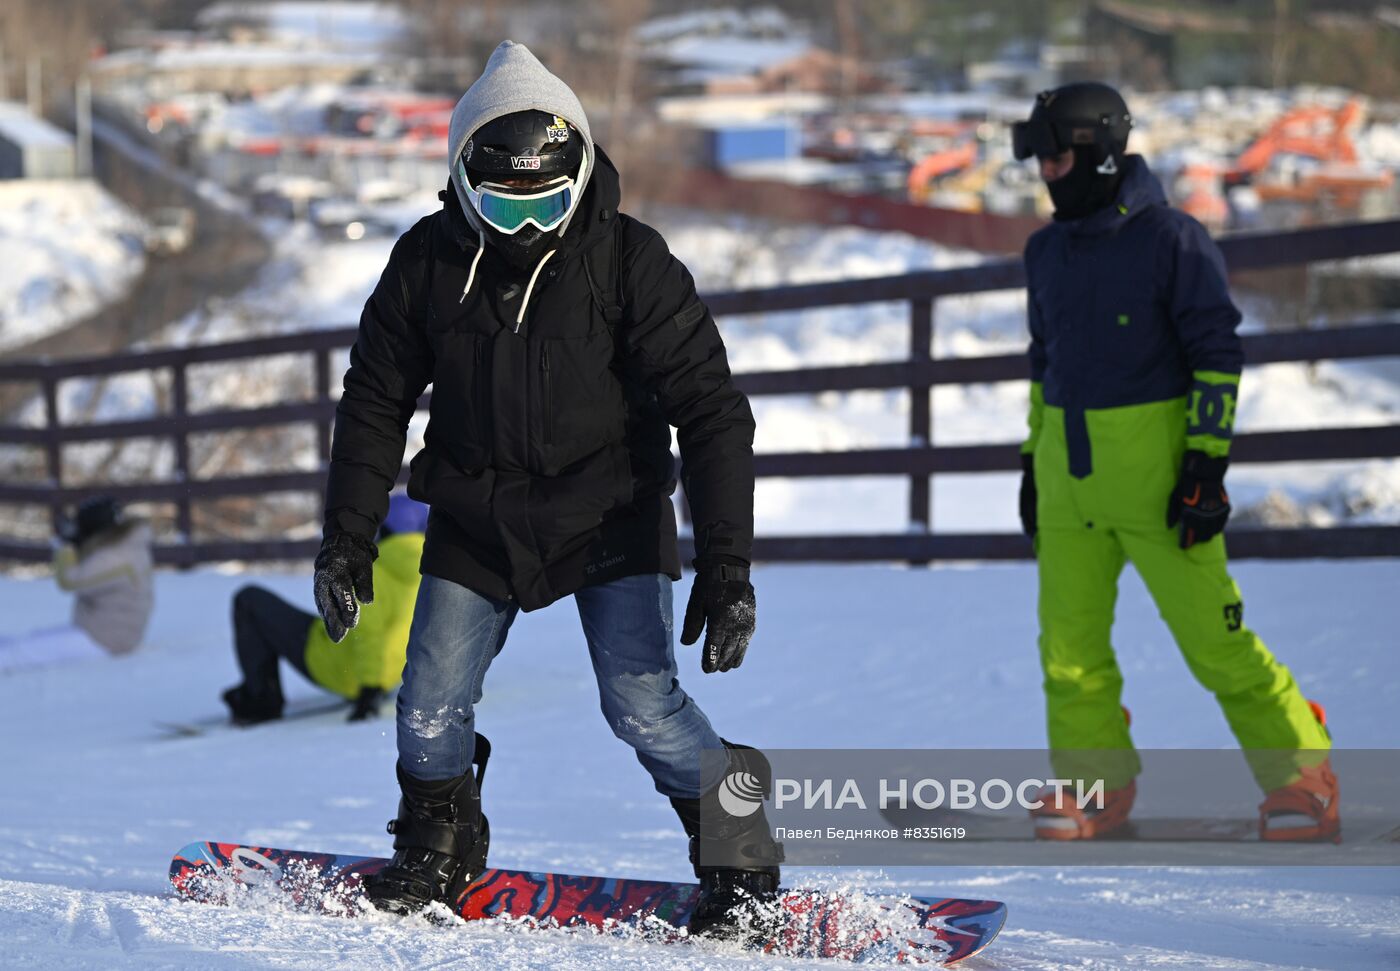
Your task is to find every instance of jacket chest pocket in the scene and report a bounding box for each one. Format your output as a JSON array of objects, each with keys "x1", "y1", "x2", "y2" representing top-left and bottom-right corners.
[
  {"x1": 529, "y1": 329, "x2": 625, "y2": 475},
  {"x1": 427, "y1": 330, "x2": 492, "y2": 468},
  {"x1": 1087, "y1": 252, "x2": 1163, "y2": 378}
]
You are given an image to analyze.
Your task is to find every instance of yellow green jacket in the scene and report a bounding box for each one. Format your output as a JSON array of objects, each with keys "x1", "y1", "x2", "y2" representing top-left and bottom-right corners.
[{"x1": 305, "y1": 532, "x2": 423, "y2": 698}]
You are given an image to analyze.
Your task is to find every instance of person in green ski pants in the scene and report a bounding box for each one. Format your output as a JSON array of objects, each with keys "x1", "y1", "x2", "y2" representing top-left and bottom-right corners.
[{"x1": 1011, "y1": 82, "x2": 1337, "y2": 842}]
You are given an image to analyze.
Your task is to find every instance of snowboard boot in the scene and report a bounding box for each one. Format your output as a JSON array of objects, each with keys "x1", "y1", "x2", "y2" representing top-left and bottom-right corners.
[
  {"x1": 364, "y1": 735, "x2": 492, "y2": 915},
  {"x1": 1258, "y1": 759, "x2": 1340, "y2": 843},
  {"x1": 1031, "y1": 779, "x2": 1136, "y2": 840},
  {"x1": 671, "y1": 741, "x2": 785, "y2": 943},
  {"x1": 1259, "y1": 707, "x2": 1339, "y2": 843},
  {"x1": 221, "y1": 683, "x2": 284, "y2": 726}
]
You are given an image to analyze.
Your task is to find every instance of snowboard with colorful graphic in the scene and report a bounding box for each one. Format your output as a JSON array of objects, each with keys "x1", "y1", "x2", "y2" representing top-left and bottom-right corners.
[{"x1": 168, "y1": 841, "x2": 1006, "y2": 965}]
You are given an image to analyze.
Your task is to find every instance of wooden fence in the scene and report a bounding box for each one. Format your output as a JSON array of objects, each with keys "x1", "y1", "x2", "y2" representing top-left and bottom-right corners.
[{"x1": 1, "y1": 218, "x2": 1398, "y2": 566}]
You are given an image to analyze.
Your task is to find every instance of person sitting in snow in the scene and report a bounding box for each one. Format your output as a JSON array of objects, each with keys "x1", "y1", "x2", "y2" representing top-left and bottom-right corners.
[
  {"x1": 222, "y1": 492, "x2": 428, "y2": 725},
  {"x1": 0, "y1": 496, "x2": 153, "y2": 675},
  {"x1": 1012, "y1": 82, "x2": 1337, "y2": 842},
  {"x1": 312, "y1": 40, "x2": 782, "y2": 936}
]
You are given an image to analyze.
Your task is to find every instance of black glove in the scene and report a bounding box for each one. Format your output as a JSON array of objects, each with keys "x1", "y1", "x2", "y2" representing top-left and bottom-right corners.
[
  {"x1": 313, "y1": 532, "x2": 376, "y2": 643},
  {"x1": 1018, "y1": 452, "x2": 1037, "y2": 538},
  {"x1": 347, "y1": 686, "x2": 383, "y2": 722},
  {"x1": 1167, "y1": 451, "x2": 1231, "y2": 549},
  {"x1": 680, "y1": 561, "x2": 756, "y2": 674}
]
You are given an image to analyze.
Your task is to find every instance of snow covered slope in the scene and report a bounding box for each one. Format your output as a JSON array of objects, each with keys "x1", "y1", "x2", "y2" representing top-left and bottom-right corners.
[
  {"x1": 1, "y1": 560, "x2": 1397, "y2": 969},
  {"x1": 0, "y1": 180, "x2": 147, "y2": 352}
]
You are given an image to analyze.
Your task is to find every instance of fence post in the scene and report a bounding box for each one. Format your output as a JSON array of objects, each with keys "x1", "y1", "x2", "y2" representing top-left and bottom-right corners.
[
  {"x1": 41, "y1": 373, "x2": 62, "y2": 533},
  {"x1": 171, "y1": 359, "x2": 193, "y2": 556},
  {"x1": 908, "y1": 298, "x2": 933, "y2": 564}
]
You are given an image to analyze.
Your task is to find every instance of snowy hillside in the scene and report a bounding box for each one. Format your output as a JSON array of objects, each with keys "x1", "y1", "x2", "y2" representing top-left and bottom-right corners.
[
  {"x1": 2, "y1": 560, "x2": 1398, "y2": 969},
  {"x1": 0, "y1": 179, "x2": 147, "y2": 352}
]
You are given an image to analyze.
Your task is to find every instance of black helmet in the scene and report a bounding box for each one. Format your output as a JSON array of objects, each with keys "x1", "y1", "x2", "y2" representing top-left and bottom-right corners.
[
  {"x1": 1013, "y1": 82, "x2": 1133, "y2": 220},
  {"x1": 57, "y1": 495, "x2": 122, "y2": 546},
  {"x1": 461, "y1": 110, "x2": 585, "y2": 186},
  {"x1": 1012, "y1": 82, "x2": 1132, "y2": 172},
  {"x1": 455, "y1": 109, "x2": 587, "y2": 268}
]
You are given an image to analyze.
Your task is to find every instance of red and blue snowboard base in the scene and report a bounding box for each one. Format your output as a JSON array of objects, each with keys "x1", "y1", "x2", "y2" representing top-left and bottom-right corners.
[{"x1": 169, "y1": 841, "x2": 1005, "y2": 965}]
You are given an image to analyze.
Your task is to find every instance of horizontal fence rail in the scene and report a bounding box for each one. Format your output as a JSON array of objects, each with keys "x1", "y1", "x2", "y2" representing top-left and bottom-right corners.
[{"x1": 1, "y1": 218, "x2": 1398, "y2": 566}]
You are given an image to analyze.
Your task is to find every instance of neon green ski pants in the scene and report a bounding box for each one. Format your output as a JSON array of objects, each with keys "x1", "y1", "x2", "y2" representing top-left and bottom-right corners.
[{"x1": 1032, "y1": 399, "x2": 1330, "y2": 793}]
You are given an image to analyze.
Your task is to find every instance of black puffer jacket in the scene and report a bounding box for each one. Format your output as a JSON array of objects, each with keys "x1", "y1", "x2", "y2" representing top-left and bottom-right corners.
[{"x1": 323, "y1": 147, "x2": 755, "y2": 610}]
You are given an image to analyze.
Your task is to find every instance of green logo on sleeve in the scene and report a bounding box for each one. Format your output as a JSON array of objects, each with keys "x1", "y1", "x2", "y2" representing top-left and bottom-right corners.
[{"x1": 1116, "y1": 313, "x2": 1130, "y2": 326}]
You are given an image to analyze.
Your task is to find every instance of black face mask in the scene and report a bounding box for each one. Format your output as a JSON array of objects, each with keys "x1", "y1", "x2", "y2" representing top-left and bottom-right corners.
[
  {"x1": 1048, "y1": 146, "x2": 1124, "y2": 221},
  {"x1": 486, "y1": 224, "x2": 553, "y2": 271}
]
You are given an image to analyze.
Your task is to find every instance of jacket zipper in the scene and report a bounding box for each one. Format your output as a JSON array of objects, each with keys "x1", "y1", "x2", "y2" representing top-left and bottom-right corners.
[{"x1": 540, "y1": 343, "x2": 554, "y2": 445}]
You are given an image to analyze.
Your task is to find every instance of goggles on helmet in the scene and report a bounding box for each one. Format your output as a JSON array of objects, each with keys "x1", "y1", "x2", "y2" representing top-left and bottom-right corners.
[
  {"x1": 457, "y1": 159, "x2": 578, "y2": 235},
  {"x1": 1011, "y1": 116, "x2": 1064, "y2": 161},
  {"x1": 1012, "y1": 87, "x2": 1132, "y2": 161}
]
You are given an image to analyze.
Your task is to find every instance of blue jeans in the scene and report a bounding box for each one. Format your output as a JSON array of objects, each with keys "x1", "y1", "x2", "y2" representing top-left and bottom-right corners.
[{"x1": 397, "y1": 573, "x2": 725, "y2": 799}]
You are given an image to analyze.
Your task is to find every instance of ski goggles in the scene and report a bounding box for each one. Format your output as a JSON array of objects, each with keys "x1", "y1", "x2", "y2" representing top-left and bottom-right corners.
[
  {"x1": 1011, "y1": 116, "x2": 1068, "y2": 161},
  {"x1": 458, "y1": 161, "x2": 577, "y2": 235}
]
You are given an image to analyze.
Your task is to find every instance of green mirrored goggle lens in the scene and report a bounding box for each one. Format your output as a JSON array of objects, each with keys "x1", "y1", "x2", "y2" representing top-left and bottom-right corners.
[
  {"x1": 458, "y1": 161, "x2": 574, "y2": 234},
  {"x1": 474, "y1": 184, "x2": 573, "y2": 233}
]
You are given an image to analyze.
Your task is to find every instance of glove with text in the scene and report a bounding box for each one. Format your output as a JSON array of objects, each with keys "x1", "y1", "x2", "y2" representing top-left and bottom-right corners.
[
  {"x1": 313, "y1": 532, "x2": 376, "y2": 643},
  {"x1": 680, "y1": 562, "x2": 756, "y2": 674}
]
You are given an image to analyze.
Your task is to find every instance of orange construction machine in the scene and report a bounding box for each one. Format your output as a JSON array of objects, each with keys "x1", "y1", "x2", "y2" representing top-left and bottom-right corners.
[{"x1": 1227, "y1": 99, "x2": 1392, "y2": 209}]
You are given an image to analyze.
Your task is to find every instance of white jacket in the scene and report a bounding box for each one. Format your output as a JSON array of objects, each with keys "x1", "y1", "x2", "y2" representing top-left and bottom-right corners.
[{"x1": 53, "y1": 519, "x2": 154, "y2": 655}]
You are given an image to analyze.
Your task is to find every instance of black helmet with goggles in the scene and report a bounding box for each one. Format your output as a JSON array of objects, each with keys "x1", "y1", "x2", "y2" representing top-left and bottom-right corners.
[
  {"x1": 1011, "y1": 82, "x2": 1132, "y2": 165},
  {"x1": 457, "y1": 109, "x2": 585, "y2": 237}
]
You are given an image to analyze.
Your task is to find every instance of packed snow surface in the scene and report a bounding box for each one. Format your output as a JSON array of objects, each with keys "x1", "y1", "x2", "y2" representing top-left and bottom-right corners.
[{"x1": 1, "y1": 560, "x2": 1398, "y2": 969}]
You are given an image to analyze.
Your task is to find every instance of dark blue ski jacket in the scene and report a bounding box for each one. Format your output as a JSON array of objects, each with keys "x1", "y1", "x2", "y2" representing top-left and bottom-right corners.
[{"x1": 1024, "y1": 155, "x2": 1243, "y2": 477}]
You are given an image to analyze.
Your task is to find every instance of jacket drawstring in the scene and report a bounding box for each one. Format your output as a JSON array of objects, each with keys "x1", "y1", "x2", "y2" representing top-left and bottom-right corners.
[
  {"x1": 515, "y1": 249, "x2": 556, "y2": 332},
  {"x1": 459, "y1": 230, "x2": 485, "y2": 303}
]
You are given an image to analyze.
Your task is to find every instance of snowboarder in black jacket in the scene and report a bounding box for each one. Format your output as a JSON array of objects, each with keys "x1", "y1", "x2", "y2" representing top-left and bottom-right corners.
[{"x1": 313, "y1": 41, "x2": 781, "y2": 934}]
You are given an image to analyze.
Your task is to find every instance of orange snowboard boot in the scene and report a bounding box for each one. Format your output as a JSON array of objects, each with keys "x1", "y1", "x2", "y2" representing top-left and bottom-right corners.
[
  {"x1": 1259, "y1": 702, "x2": 1339, "y2": 843},
  {"x1": 1259, "y1": 759, "x2": 1340, "y2": 842},
  {"x1": 1031, "y1": 779, "x2": 1136, "y2": 840}
]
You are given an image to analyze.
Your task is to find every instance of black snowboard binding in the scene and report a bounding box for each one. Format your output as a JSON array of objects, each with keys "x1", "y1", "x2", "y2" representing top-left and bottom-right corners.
[
  {"x1": 671, "y1": 740, "x2": 785, "y2": 942},
  {"x1": 363, "y1": 734, "x2": 492, "y2": 916}
]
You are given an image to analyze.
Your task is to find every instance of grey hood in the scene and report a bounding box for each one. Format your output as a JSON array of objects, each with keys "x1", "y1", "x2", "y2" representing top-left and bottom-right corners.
[{"x1": 448, "y1": 40, "x2": 594, "y2": 240}]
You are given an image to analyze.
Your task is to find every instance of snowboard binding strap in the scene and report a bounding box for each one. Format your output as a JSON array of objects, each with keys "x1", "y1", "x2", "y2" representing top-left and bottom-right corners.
[
  {"x1": 1259, "y1": 758, "x2": 1340, "y2": 843},
  {"x1": 1031, "y1": 778, "x2": 1136, "y2": 840}
]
